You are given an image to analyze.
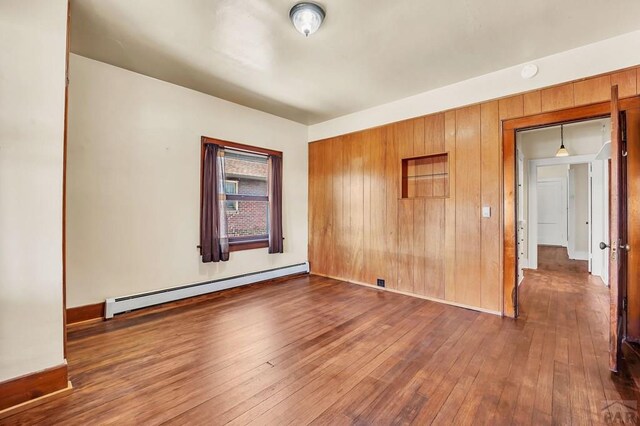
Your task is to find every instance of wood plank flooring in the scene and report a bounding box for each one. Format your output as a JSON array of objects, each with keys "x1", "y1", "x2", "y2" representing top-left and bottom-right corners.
[
  {"x1": 537, "y1": 245, "x2": 589, "y2": 274},
  {"x1": 3, "y1": 266, "x2": 639, "y2": 425}
]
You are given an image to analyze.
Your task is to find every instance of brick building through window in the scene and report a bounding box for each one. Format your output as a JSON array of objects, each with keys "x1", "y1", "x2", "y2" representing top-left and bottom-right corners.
[{"x1": 224, "y1": 150, "x2": 268, "y2": 238}]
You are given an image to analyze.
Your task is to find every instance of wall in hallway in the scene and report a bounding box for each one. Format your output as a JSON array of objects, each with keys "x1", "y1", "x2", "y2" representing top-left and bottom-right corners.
[{"x1": 569, "y1": 163, "x2": 590, "y2": 258}]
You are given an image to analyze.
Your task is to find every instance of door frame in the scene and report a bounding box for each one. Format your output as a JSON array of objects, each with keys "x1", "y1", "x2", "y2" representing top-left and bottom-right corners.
[
  {"x1": 502, "y1": 97, "x2": 640, "y2": 318},
  {"x1": 526, "y1": 155, "x2": 596, "y2": 269}
]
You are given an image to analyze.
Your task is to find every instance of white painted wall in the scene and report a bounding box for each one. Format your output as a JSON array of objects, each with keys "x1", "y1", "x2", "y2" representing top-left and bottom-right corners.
[
  {"x1": 591, "y1": 159, "x2": 610, "y2": 283},
  {"x1": 538, "y1": 164, "x2": 569, "y2": 179},
  {"x1": 0, "y1": 0, "x2": 67, "y2": 381},
  {"x1": 66, "y1": 55, "x2": 308, "y2": 307},
  {"x1": 568, "y1": 164, "x2": 590, "y2": 260},
  {"x1": 519, "y1": 120, "x2": 609, "y2": 160},
  {"x1": 308, "y1": 31, "x2": 639, "y2": 141}
]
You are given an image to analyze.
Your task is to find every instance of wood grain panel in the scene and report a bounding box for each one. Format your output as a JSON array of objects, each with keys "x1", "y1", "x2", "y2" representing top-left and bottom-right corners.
[
  {"x1": 611, "y1": 68, "x2": 638, "y2": 98},
  {"x1": 427, "y1": 114, "x2": 445, "y2": 152},
  {"x1": 413, "y1": 117, "x2": 426, "y2": 156},
  {"x1": 424, "y1": 199, "x2": 445, "y2": 299},
  {"x1": 362, "y1": 131, "x2": 372, "y2": 285},
  {"x1": 499, "y1": 95, "x2": 524, "y2": 120},
  {"x1": 502, "y1": 128, "x2": 517, "y2": 318},
  {"x1": 425, "y1": 114, "x2": 446, "y2": 196},
  {"x1": 444, "y1": 111, "x2": 457, "y2": 302},
  {"x1": 573, "y1": 75, "x2": 611, "y2": 106},
  {"x1": 330, "y1": 137, "x2": 345, "y2": 278},
  {"x1": 341, "y1": 135, "x2": 353, "y2": 280},
  {"x1": 0, "y1": 364, "x2": 68, "y2": 411},
  {"x1": 455, "y1": 105, "x2": 482, "y2": 306},
  {"x1": 366, "y1": 128, "x2": 387, "y2": 285},
  {"x1": 480, "y1": 101, "x2": 501, "y2": 311},
  {"x1": 384, "y1": 125, "x2": 399, "y2": 289},
  {"x1": 397, "y1": 120, "x2": 414, "y2": 160},
  {"x1": 523, "y1": 91, "x2": 542, "y2": 116},
  {"x1": 310, "y1": 139, "x2": 333, "y2": 276},
  {"x1": 398, "y1": 199, "x2": 415, "y2": 293},
  {"x1": 317, "y1": 140, "x2": 334, "y2": 276},
  {"x1": 308, "y1": 142, "x2": 320, "y2": 273},
  {"x1": 396, "y1": 120, "x2": 414, "y2": 292},
  {"x1": 413, "y1": 198, "x2": 426, "y2": 295},
  {"x1": 609, "y1": 86, "x2": 621, "y2": 372},
  {"x1": 541, "y1": 84, "x2": 574, "y2": 112},
  {"x1": 308, "y1": 65, "x2": 640, "y2": 317},
  {"x1": 347, "y1": 133, "x2": 365, "y2": 283}
]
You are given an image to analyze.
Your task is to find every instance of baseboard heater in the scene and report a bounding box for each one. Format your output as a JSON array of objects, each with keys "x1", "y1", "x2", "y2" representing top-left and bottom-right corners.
[{"x1": 105, "y1": 262, "x2": 309, "y2": 319}]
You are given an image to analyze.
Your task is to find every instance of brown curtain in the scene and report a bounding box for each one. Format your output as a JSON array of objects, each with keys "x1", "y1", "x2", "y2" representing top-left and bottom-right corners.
[
  {"x1": 268, "y1": 155, "x2": 284, "y2": 253},
  {"x1": 200, "y1": 144, "x2": 229, "y2": 262}
]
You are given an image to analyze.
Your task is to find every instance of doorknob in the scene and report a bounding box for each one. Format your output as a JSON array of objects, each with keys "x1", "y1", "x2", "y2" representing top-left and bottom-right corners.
[{"x1": 599, "y1": 242, "x2": 610, "y2": 250}]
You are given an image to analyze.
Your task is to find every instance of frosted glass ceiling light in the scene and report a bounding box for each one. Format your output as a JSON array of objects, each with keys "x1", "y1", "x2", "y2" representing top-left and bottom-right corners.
[
  {"x1": 290, "y1": 2, "x2": 325, "y2": 37},
  {"x1": 556, "y1": 124, "x2": 570, "y2": 157}
]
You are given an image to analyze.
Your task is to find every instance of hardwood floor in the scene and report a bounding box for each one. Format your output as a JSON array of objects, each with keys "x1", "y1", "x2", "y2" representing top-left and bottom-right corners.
[
  {"x1": 3, "y1": 272, "x2": 638, "y2": 425},
  {"x1": 537, "y1": 245, "x2": 589, "y2": 274}
]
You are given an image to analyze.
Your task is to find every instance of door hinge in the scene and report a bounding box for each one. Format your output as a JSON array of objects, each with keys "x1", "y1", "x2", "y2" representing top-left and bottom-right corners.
[{"x1": 623, "y1": 297, "x2": 628, "y2": 312}]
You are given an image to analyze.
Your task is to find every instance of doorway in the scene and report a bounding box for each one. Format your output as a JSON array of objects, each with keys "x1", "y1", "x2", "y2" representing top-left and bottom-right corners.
[
  {"x1": 515, "y1": 119, "x2": 610, "y2": 288},
  {"x1": 503, "y1": 92, "x2": 640, "y2": 372}
]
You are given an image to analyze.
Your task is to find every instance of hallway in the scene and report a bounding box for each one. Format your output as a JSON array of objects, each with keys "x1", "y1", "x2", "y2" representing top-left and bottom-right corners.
[{"x1": 536, "y1": 245, "x2": 589, "y2": 274}]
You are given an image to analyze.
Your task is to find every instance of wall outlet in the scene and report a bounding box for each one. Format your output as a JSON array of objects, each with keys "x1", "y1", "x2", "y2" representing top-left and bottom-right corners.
[{"x1": 376, "y1": 278, "x2": 385, "y2": 288}]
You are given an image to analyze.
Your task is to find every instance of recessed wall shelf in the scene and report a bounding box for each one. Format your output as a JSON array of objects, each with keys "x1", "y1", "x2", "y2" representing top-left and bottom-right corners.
[{"x1": 402, "y1": 152, "x2": 449, "y2": 199}]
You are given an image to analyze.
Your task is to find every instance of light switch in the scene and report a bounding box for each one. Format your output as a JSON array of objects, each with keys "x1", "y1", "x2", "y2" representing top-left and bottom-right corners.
[{"x1": 482, "y1": 206, "x2": 491, "y2": 218}]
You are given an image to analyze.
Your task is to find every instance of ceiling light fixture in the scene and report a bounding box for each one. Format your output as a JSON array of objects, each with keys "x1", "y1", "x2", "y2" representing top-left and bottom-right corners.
[
  {"x1": 289, "y1": 2, "x2": 325, "y2": 37},
  {"x1": 556, "y1": 124, "x2": 570, "y2": 157}
]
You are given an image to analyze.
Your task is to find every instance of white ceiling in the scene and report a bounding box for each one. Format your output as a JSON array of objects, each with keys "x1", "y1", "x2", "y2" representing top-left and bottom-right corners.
[{"x1": 70, "y1": 0, "x2": 640, "y2": 124}]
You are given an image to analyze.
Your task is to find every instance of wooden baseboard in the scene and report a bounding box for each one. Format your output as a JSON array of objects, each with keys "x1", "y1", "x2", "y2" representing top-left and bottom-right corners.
[
  {"x1": 0, "y1": 364, "x2": 68, "y2": 411},
  {"x1": 0, "y1": 381, "x2": 72, "y2": 420},
  {"x1": 67, "y1": 302, "x2": 105, "y2": 324},
  {"x1": 310, "y1": 272, "x2": 503, "y2": 317},
  {"x1": 67, "y1": 273, "x2": 309, "y2": 325}
]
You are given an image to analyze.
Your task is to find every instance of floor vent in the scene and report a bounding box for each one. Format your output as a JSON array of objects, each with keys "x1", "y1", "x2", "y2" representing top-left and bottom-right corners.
[{"x1": 105, "y1": 262, "x2": 309, "y2": 318}]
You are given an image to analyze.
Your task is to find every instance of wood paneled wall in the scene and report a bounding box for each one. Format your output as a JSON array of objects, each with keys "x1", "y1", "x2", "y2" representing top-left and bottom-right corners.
[{"x1": 309, "y1": 66, "x2": 640, "y2": 315}]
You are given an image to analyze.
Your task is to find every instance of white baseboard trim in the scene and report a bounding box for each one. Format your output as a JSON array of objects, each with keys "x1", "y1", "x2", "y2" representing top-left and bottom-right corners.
[
  {"x1": 105, "y1": 262, "x2": 310, "y2": 318},
  {"x1": 569, "y1": 250, "x2": 589, "y2": 261}
]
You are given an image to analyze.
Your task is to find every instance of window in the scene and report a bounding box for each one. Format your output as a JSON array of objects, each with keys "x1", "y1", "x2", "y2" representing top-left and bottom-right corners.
[
  {"x1": 200, "y1": 137, "x2": 283, "y2": 254},
  {"x1": 224, "y1": 180, "x2": 239, "y2": 212},
  {"x1": 223, "y1": 150, "x2": 269, "y2": 241}
]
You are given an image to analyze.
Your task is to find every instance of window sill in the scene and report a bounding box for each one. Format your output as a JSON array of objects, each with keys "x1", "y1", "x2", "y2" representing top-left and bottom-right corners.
[{"x1": 229, "y1": 239, "x2": 269, "y2": 252}]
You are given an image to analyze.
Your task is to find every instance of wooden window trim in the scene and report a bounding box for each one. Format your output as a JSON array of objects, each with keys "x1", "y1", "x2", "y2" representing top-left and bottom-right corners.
[
  {"x1": 229, "y1": 239, "x2": 269, "y2": 252},
  {"x1": 201, "y1": 137, "x2": 278, "y2": 253},
  {"x1": 201, "y1": 136, "x2": 283, "y2": 158}
]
